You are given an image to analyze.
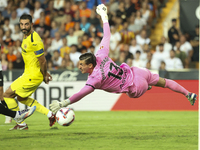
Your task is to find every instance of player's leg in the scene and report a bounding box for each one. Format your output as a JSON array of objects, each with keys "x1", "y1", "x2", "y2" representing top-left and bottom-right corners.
[
  {"x1": 154, "y1": 77, "x2": 197, "y2": 105},
  {"x1": 3, "y1": 86, "x2": 28, "y2": 130},
  {"x1": 18, "y1": 96, "x2": 56, "y2": 127},
  {"x1": 0, "y1": 100, "x2": 36, "y2": 124}
]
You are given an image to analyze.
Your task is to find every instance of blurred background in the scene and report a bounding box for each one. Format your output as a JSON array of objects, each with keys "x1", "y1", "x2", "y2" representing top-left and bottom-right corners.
[{"x1": 0, "y1": 0, "x2": 199, "y2": 113}]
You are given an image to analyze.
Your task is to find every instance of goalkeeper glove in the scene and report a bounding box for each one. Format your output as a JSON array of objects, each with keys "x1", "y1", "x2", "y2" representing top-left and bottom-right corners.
[
  {"x1": 96, "y1": 4, "x2": 108, "y2": 23},
  {"x1": 49, "y1": 99, "x2": 71, "y2": 113}
]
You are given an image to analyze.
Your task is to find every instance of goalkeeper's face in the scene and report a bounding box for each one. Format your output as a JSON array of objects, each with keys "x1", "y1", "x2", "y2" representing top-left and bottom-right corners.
[{"x1": 79, "y1": 60, "x2": 93, "y2": 74}]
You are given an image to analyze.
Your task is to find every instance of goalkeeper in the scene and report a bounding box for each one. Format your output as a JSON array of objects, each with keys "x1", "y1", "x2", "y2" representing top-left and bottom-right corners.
[{"x1": 50, "y1": 4, "x2": 197, "y2": 113}]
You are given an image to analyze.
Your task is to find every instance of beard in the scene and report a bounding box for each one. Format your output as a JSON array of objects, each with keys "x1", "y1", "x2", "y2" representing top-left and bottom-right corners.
[{"x1": 21, "y1": 27, "x2": 31, "y2": 35}]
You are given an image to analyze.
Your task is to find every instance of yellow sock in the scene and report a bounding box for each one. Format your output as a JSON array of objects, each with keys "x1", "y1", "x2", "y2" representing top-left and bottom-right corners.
[
  {"x1": 4, "y1": 97, "x2": 19, "y2": 111},
  {"x1": 19, "y1": 97, "x2": 49, "y2": 116},
  {"x1": 4, "y1": 97, "x2": 26, "y2": 124}
]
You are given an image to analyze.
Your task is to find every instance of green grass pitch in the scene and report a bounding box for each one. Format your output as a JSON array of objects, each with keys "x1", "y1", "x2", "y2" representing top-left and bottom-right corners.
[{"x1": 0, "y1": 111, "x2": 198, "y2": 150}]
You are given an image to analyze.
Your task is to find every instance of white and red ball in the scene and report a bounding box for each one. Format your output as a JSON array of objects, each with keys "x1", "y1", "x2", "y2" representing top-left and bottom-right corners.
[{"x1": 56, "y1": 107, "x2": 75, "y2": 126}]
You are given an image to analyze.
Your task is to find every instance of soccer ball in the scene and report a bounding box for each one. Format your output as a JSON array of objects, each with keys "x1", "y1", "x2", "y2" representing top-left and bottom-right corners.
[{"x1": 56, "y1": 107, "x2": 75, "y2": 126}]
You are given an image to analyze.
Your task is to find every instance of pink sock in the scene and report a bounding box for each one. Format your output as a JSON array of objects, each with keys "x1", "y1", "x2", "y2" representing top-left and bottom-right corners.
[{"x1": 164, "y1": 79, "x2": 188, "y2": 96}]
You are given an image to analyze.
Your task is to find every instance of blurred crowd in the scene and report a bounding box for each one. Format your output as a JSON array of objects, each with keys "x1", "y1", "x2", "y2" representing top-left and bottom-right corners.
[{"x1": 0, "y1": 0, "x2": 199, "y2": 72}]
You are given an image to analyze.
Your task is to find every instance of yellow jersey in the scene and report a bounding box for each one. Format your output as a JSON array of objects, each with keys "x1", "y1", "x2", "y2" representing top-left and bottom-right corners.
[{"x1": 21, "y1": 31, "x2": 44, "y2": 77}]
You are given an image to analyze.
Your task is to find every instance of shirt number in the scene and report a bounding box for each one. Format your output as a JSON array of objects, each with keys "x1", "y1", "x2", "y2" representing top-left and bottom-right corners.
[{"x1": 108, "y1": 63, "x2": 123, "y2": 80}]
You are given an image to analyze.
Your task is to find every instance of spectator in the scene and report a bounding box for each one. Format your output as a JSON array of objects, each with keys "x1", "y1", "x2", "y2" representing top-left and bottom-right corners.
[
  {"x1": 128, "y1": 14, "x2": 139, "y2": 34},
  {"x1": 116, "y1": 2, "x2": 127, "y2": 23},
  {"x1": 141, "y1": 1, "x2": 151, "y2": 23},
  {"x1": 9, "y1": 10, "x2": 19, "y2": 25},
  {"x1": 136, "y1": 29, "x2": 150, "y2": 46},
  {"x1": 64, "y1": 0, "x2": 74, "y2": 16},
  {"x1": 3, "y1": 17, "x2": 15, "y2": 33},
  {"x1": 80, "y1": 16, "x2": 91, "y2": 33},
  {"x1": 73, "y1": 10, "x2": 81, "y2": 22},
  {"x1": 2, "y1": 1, "x2": 12, "y2": 18},
  {"x1": 0, "y1": 0, "x2": 7, "y2": 12},
  {"x1": 1, "y1": 53, "x2": 8, "y2": 71},
  {"x1": 53, "y1": 0, "x2": 65, "y2": 10},
  {"x1": 7, "y1": 61, "x2": 13, "y2": 70},
  {"x1": 58, "y1": 59, "x2": 67, "y2": 70},
  {"x1": 109, "y1": 25, "x2": 121, "y2": 61},
  {"x1": 144, "y1": 52, "x2": 160, "y2": 70},
  {"x1": 115, "y1": 51, "x2": 126, "y2": 66},
  {"x1": 7, "y1": 46, "x2": 17, "y2": 62},
  {"x1": 63, "y1": 53, "x2": 74, "y2": 70},
  {"x1": 151, "y1": 43, "x2": 170, "y2": 69},
  {"x1": 134, "y1": 10, "x2": 146, "y2": 32},
  {"x1": 58, "y1": 23, "x2": 68, "y2": 38},
  {"x1": 65, "y1": 14, "x2": 75, "y2": 32},
  {"x1": 47, "y1": 60, "x2": 54, "y2": 71},
  {"x1": 69, "y1": 44, "x2": 81, "y2": 67},
  {"x1": 33, "y1": 15, "x2": 51, "y2": 39},
  {"x1": 174, "y1": 41, "x2": 187, "y2": 68},
  {"x1": 190, "y1": 25, "x2": 199, "y2": 62},
  {"x1": 34, "y1": 11, "x2": 51, "y2": 27},
  {"x1": 79, "y1": 1, "x2": 91, "y2": 18},
  {"x1": 50, "y1": 21, "x2": 59, "y2": 38},
  {"x1": 51, "y1": 50, "x2": 62, "y2": 68},
  {"x1": 66, "y1": 28, "x2": 78, "y2": 47},
  {"x1": 3, "y1": 29, "x2": 14, "y2": 47},
  {"x1": 60, "y1": 38, "x2": 70, "y2": 58},
  {"x1": 11, "y1": 24, "x2": 23, "y2": 41},
  {"x1": 14, "y1": 40, "x2": 22, "y2": 53},
  {"x1": 16, "y1": 0, "x2": 30, "y2": 17},
  {"x1": 168, "y1": 18, "x2": 179, "y2": 46},
  {"x1": 132, "y1": 50, "x2": 145, "y2": 67},
  {"x1": 120, "y1": 21, "x2": 135, "y2": 44},
  {"x1": 48, "y1": 32, "x2": 63, "y2": 55},
  {"x1": 33, "y1": 1, "x2": 44, "y2": 22},
  {"x1": 109, "y1": 0, "x2": 118, "y2": 13},
  {"x1": 93, "y1": 36, "x2": 101, "y2": 54},
  {"x1": 88, "y1": 45, "x2": 95, "y2": 54},
  {"x1": 54, "y1": 8, "x2": 67, "y2": 24},
  {"x1": 164, "y1": 50, "x2": 183, "y2": 70},
  {"x1": 77, "y1": 36, "x2": 84, "y2": 53},
  {"x1": 129, "y1": 38, "x2": 143, "y2": 56},
  {"x1": 88, "y1": 9, "x2": 100, "y2": 26},
  {"x1": 74, "y1": 22, "x2": 85, "y2": 37},
  {"x1": 156, "y1": 36, "x2": 172, "y2": 53},
  {"x1": 178, "y1": 35, "x2": 193, "y2": 62},
  {"x1": 13, "y1": 51, "x2": 24, "y2": 69},
  {"x1": 81, "y1": 33, "x2": 92, "y2": 49},
  {"x1": 122, "y1": 44, "x2": 133, "y2": 62}
]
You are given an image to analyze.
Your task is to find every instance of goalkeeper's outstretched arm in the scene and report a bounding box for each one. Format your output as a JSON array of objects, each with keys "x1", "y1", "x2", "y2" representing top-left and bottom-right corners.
[
  {"x1": 49, "y1": 85, "x2": 94, "y2": 113},
  {"x1": 96, "y1": 4, "x2": 111, "y2": 56}
]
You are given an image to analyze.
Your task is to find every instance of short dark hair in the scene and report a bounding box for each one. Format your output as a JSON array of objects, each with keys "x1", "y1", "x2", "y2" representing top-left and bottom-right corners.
[
  {"x1": 172, "y1": 18, "x2": 176, "y2": 22},
  {"x1": 79, "y1": 52, "x2": 96, "y2": 67},
  {"x1": 20, "y1": 14, "x2": 32, "y2": 23}
]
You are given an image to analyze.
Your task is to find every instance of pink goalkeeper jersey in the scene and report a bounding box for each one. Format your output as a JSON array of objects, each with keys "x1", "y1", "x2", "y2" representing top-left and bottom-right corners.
[{"x1": 69, "y1": 23, "x2": 134, "y2": 104}]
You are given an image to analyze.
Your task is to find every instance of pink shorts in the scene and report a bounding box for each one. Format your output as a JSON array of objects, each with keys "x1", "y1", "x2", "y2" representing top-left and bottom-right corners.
[{"x1": 127, "y1": 67, "x2": 159, "y2": 98}]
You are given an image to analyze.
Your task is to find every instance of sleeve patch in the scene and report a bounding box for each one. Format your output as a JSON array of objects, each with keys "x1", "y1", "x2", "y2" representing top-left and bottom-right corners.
[{"x1": 34, "y1": 49, "x2": 44, "y2": 55}]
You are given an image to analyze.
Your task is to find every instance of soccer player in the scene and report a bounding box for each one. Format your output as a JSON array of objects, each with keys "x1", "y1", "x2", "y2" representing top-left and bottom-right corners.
[
  {"x1": 3, "y1": 14, "x2": 56, "y2": 130},
  {"x1": 0, "y1": 44, "x2": 36, "y2": 125},
  {"x1": 50, "y1": 4, "x2": 197, "y2": 113}
]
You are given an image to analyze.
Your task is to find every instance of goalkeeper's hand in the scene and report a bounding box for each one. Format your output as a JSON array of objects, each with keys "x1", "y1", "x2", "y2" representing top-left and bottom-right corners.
[
  {"x1": 96, "y1": 4, "x2": 107, "y2": 16},
  {"x1": 49, "y1": 100, "x2": 70, "y2": 113},
  {"x1": 96, "y1": 4, "x2": 108, "y2": 22}
]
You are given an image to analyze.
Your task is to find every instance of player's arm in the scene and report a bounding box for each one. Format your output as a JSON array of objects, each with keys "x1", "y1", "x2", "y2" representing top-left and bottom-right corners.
[
  {"x1": 49, "y1": 85, "x2": 94, "y2": 113},
  {"x1": 37, "y1": 54, "x2": 52, "y2": 84},
  {"x1": 96, "y1": 4, "x2": 110, "y2": 56}
]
